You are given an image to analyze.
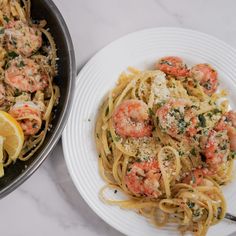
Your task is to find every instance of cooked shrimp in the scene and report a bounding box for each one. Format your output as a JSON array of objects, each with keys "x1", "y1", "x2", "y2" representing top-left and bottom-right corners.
[
  {"x1": 125, "y1": 159, "x2": 162, "y2": 198},
  {"x1": 215, "y1": 111, "x2": 236, "y2": 131},
  {"x1": 155, "y1": 56, "x2": 189, "y2": 77},
  {"x1": 204, "y1": 130, "x2": 229, "y2": 166},
  {"x1": 112, "y1": 99, "x2": 153, "y2": 138},
  {"x1": 191, "y1": 64, "x2": 218, "y2": 96},
  {"x1": 9, "y1": 101, "x2": 43, "y2": 135},
  {"x1": 0, "y1": 83, "x2": 5, "y2": 105},
  {"x1": 4, "y1": 20, "x2": 42, "y2": 57},
  {"x1": 182, "y1": 168, "x2": 213, "y2": 187},
  {"x1": 182, "y1": 169, "x2": 206, "y2": 186},
  {"x1": 156, "y1": 99, "x2": 197, "y2": 139},
  {"x1": 215, "y1": 111, "x2": 236, "y2": 151},
  {"x1": 5, "y1": 56, "x2": 49, "y2": 93}
]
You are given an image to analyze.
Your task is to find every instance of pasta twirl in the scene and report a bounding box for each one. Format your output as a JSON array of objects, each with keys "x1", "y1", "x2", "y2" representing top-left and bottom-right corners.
[{"x1": 95, "y1": 56, "x2": 235, "y2": 236}]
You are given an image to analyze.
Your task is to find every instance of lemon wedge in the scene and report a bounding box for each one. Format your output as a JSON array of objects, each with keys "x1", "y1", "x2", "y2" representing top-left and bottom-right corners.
[{"x1": 0, "y1": 111, "x2": 24, "y2": 161}]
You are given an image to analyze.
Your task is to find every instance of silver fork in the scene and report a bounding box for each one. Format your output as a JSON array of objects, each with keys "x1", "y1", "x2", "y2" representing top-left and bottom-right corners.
[{"x1": 225, "y1": 213, "x2": 236, "y2": 222}]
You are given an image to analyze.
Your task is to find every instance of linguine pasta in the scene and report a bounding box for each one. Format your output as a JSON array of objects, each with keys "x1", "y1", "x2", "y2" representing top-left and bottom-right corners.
[
  {"x1": 95, "y1": 57, "x2": 235, "y2": 236},
  {"x1": 0, "y1": 0, "x2": 59, "y2": 175}
]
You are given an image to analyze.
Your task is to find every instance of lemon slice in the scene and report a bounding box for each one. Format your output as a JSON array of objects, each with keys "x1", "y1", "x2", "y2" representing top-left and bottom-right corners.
[{"x1": 0, "y1": 111, "x2": 24, "y2": 161}]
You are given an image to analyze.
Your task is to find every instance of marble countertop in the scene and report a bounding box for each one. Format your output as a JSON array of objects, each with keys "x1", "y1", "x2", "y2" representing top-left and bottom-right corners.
[{"x1": 1, "y1": 0, "x2": 236, "y2": 235}]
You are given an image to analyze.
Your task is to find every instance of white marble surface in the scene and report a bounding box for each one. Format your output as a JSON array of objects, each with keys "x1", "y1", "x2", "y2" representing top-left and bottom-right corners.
[{"x1": 1, "y1": 0, "x2": 236, "y2": 235}]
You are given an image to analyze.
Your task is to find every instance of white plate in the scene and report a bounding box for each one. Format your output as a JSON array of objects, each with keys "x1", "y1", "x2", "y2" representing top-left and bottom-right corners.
[{"x1": 62, "y1": 28, "x2": 236, "y2": 236}]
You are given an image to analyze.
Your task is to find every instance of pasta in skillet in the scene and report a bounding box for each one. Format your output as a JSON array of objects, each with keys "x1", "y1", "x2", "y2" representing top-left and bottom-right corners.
[{"x1": 0, "y1": 0, "x2": 59, "y2": 176}]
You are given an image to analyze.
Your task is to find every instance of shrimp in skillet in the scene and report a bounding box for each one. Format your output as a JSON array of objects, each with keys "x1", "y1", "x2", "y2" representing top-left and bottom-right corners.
[
  {"x1": 112, "y1": 99, "x2": 153, "y2": 138},
  {"x1": 9, "y1": 101, "x2": 44, "y2": 136},
  {"x1": 5, "y1": 56, "x2": 49, "y2": 93},
  {"x1": 4, "y1": 20, "x2": 42, "y2": 57}
]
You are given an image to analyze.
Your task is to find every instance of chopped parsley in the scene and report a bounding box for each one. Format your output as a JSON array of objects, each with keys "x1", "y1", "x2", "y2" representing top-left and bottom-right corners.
[
  {"x1": 0, "y1": 27, "x2": 4, "y2": 34},
  {"x1": 18, "y1": 60, "x2": 25, "y2": 67},
  {"x1": 203, "y1": 82, "x2": 212, "y2": 90},
  {"x1": 163, "y1": 155, "x2": 171, "y2": 161},
  {"x1": 107, "y1": 131, "x2": 112, "y2": 139},
  {"x1": 231, "y1": 151, "x2": 236, "y2": 159},
  {"x1": 159, "y1": 60, "x2": 172, "y2": 66},
  {"x1": 193, "y1": 208, "x2": 201, "y2": 217},
  {"x1": 178, "y1": 150, "x2": 184, "y2": 156},
  {"x1": 7, "y1": 51, "x2": 18, "y2": 59},
  {"x1": 200, "y1": 153, "x2": 206, "y2": 162},
  {"x1": 148, "y1": 108, "x2": 154, "y2": 116},
  {"x1": 190, "y1": 148, "x2": 196, "y2": 156},
  {"x1": 198, "y1": 114, "x2": 206, "y2": 127},
  {"x1": 206, "y1": 112, "x2": 213, "y2": 119},
  {"x1": 191, "y1": 174, "x2": 196, "y2": 184},
  {"x1": 212, "y1": 108, "x2": 221, "y2": 115},
  {"x1": 191, "y1": 105, "x2": 198, "y2": 110},
  {"x1": 228, "y1": 151, "x2": 236, "y2": 160},
  {"x1": 178, "y1": 118, "x2": 188, "y2": 134},
  {"x1": 14, "y1": 88, "x2": 20, "y2": 96},
  {"x1": 114, "y1": 136, "x2": 121, "y2": 142},
  {"x1": 220, "y1": 143, "x2": 227, "y2": 150},
  {"x1": 187, "y1": 201, "x2": 195, "y2": 209},
  {"x1": 3, "y1": 16, "x2": 9, "y2": 23}
]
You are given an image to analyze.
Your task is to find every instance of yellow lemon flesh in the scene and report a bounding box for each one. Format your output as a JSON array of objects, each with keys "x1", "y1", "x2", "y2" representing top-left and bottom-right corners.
[{"x1": 0, "y1": 111, "x2": 24, "y2": 162}]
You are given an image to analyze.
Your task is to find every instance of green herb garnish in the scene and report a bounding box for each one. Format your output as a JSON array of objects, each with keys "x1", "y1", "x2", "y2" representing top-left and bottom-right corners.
[
  {"x1": 187, "y1": 201, "x2": 195, "y2": 209},
  {"x1": 114, "y1": 136, "x2": 121, "y2": 142},
  {"x1": 18, "y1": 60, "x2": 25, "y2": 67},
  {"x1": 148, "y1": 108, "x2": 154, "y2": 116},
  {"x1": 193, "y1": 208, "x2": 201, "y2": 217},
  {"x1": 178, "y1": 150, "x2": 184, "y2": 156},
  {"x1": 212, "y1": 108, "x2": 221, "y2": 115},
  {"x1": 3, "y1": 16, "x2": 9, "y2": 23},
  {"x1": 190, "y1": 148, "x2": 196, "y2": 156},
  {"x1": 178, "y1": 118, "x2": 188, "y2": 134},
  {"x1": 0, "y1": 28, "x2": 4, "y2": 34},
  {"x1": 7, "y1": 51, "x2": 18, "y2": 59},
  {"x1": 198, "y1": 114, "x2": 206, "y2": 127},
  {"x1": 191, "y1": 174, "x2": 196, "y2": 184}
]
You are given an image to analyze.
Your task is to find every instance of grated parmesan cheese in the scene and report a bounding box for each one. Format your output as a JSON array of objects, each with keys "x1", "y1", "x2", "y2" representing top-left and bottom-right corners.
[
  {"x1": 123, "y1": 137, "x2": 161, "y2": 160},
  {"x1": 152, "y1": 71, "x2": 170, "y2": 104}
]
